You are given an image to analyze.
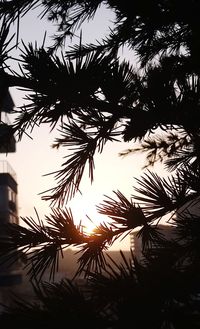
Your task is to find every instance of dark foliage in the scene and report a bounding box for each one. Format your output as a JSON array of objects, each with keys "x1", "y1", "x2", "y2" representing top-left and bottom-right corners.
[{"x1": 0, "y1": 1, "x2": 200, "y2": 328}]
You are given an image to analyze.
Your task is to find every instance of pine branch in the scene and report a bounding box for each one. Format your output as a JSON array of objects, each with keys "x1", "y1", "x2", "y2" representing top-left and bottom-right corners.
[
  {"x1": 136, "y1": 223, "x2": 167, "y2": 253},
  {"x1": 0, "y1": 207, "x2": 136, "y2": 281},
  {"x1": 41, "y1": 122, "x2": 97, "y2": 205},
  {"x1": 0, "y1": 208, "x2": 87, "y2": 281},
  {"x1": 0, "y1": 278, "x2": 107, "y2": 329},
  {"x1": 132, "y1": 169, "x2": 198, "y2": 221},
  {"x1": 97, "y1": 190, "x2": 147, "y2": 228}
]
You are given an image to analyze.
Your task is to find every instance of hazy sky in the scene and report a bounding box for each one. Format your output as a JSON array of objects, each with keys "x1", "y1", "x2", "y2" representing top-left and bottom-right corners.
[{"x1": 1, "y1": 4, "x2": 153, "y2": 250}]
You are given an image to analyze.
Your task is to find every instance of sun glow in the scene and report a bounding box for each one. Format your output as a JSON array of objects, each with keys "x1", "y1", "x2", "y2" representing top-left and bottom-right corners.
[
  {"x1": 68, "y1": 197, "x2": 106, "y2": 236},
  {"x1": 82, "y1": 218, "x2": 97, "y2": 235}
]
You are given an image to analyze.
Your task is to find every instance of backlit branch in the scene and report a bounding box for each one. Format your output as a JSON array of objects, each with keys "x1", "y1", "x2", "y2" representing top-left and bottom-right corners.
[{"x1": 0, "y1": 206, "x2": 139, "y2": 280}]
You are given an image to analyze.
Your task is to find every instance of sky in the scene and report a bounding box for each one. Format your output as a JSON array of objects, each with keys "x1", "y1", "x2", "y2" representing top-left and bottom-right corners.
[{"x1": 0, "y1": 4, "x2": 163, "y2": 250}]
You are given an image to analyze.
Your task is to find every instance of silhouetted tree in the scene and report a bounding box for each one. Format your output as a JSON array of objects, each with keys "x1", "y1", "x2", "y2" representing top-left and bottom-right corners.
[{"x1": 0, "y1": 1, "x2": 200, "y2": 328}]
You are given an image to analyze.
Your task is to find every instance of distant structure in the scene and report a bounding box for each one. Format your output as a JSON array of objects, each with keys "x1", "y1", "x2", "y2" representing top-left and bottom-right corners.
[
  {"x1": 0, "y1": 89, "x2": 16, "y2": 153},
  {"x1": 0, "y1": 161, "x2": 22, "y2": 285},
  {"x1": 0, "y1": 90, "x2": 22, "y2": 308},
  {"x1": 130, "y1": 224, "x2": 177, "y2": 260},
  {"x1": 0, "y1": 160, "x2": 18, "y2": 225}
]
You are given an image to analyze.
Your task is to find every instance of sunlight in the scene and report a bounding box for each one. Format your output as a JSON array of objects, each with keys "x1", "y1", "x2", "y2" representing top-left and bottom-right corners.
[
  {"x1": 82, "y1": 217, "x2": 97, "y2": 235},
  {"x1": 68, "y1": 197, "x2": 105, "y2": 235}
]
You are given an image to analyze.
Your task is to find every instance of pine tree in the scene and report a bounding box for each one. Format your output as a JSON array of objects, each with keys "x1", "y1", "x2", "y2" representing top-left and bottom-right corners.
[{"x1": 0, "y1": 1, "x2": 200, "y2": 328}]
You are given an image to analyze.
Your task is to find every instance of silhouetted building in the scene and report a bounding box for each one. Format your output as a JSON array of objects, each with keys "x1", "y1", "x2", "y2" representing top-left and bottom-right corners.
[
  {"x1": 0, "y1": 161, "x2": 22, "y2": 309},
  {"x1": 0, "y1": 161, "x2": 18, "y2": 225},
  {"x1": 0, "y1": 91, "x2": 21, "y2": 309},
  {"x1": 130, "y1": 224, "x2": 177, "y2": 260},
  {"x1": 0, "y1": 89, "x2": 16, "y2": 153}
]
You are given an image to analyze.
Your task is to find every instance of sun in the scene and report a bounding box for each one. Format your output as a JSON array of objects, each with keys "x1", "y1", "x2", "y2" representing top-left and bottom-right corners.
[
  {"x1": 68, "y1": 196, "x2": 106, "y2": 235},
  {"x1": 82, "y1": 218, "x2": 97, "y2": 235}
]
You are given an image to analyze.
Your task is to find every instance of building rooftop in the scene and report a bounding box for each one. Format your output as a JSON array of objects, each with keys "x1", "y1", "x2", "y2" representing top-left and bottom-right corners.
[{"x1": 0, "y1": 160, "x2": 16, "y2": 180}]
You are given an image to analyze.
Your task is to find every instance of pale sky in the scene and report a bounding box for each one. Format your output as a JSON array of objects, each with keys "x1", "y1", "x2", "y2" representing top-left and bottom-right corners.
[{"x1": 0, "y1": 4, "x2": 156, "y2": 250}]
